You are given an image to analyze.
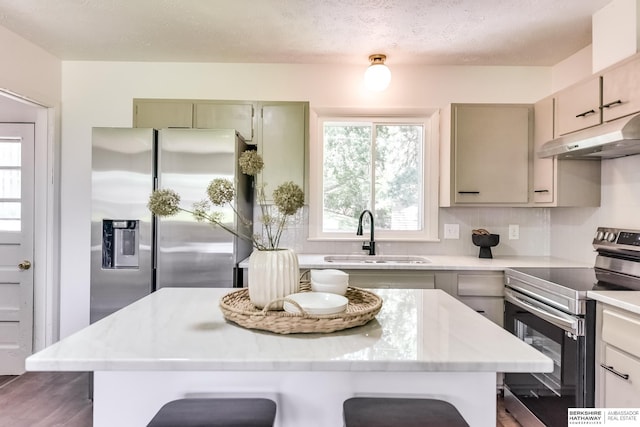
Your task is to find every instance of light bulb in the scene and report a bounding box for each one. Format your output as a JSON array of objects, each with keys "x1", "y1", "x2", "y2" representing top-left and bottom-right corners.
[{"x1": 364, "y1": 54, "x2": 391, "y2": 91}]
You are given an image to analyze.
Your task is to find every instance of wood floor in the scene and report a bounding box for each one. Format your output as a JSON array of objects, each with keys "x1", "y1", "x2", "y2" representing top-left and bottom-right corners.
[{"x1": 0, "y1": 372, "x2": 521, "y2": 426}]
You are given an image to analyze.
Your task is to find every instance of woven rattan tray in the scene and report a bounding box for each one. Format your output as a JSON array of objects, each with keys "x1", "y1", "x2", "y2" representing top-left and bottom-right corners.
[{"x1": 219, "y1": 283, "x2": 383, "y2": 334}]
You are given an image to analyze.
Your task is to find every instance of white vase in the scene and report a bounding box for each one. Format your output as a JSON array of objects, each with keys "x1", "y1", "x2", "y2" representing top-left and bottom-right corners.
[{"x1": 248, "y1": 248, "x2": 300, "y2": 309}]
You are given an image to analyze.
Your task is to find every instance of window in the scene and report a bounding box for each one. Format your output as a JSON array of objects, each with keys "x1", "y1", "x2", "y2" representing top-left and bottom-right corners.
[{"x1": 310, "y1": 113, "x2": 439, "y2": 241}]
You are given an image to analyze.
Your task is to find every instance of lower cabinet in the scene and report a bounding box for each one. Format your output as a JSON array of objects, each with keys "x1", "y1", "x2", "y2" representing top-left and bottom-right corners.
[
  {"x1": 595, "y1": 303, "x2": 640, "y2": 407},
  {"x1": 344, "y1": 270, "x2": 435, "y2": 289},
  {"x1": 435, "y1": 271, "x2": 505, "y2": 327}
]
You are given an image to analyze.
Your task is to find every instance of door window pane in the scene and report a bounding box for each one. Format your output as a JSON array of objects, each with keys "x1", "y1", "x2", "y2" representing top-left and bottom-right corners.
[
  {"x1": 0, "y1": 141, "x2": 21, "y2": 167},
  {"x1": 0, "y1": 170, "x2": 21, "y2": 198}
]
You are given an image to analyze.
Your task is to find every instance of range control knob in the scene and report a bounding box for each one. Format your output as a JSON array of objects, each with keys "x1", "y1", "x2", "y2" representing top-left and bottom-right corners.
[
  {"x1": 607, "y1": 232, "x2": 617, "y2": 242},
  {"x1": 595, "y1": 231, "x2": 605, "y2": 241}
]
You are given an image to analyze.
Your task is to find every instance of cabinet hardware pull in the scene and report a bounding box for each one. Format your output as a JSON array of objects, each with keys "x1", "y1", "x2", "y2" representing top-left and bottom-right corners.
[
  {"x1": 575, "y1": 109, "x2": 596, "y2": 118},
  {"x1": 534, "y1": 190, "x2": 550, "y2": 193},
  {"x1": 458, "y1": 191, "x2": 480, "y2": 194},
  {"x1": 475, "y1": 310, "x2": 486, "y2": 314},
  {"x1": 601, "y1": 99, "x2": 623, "y2": 109},
  {"x1": 600, "y1": 364, "x2": 630, "y2": 380}
]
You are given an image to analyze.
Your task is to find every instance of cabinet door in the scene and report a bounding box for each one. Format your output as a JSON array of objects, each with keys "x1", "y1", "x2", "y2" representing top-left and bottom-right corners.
[
  {"x1": 533, "y1": 97, "x2": 555, "y2": 203},
  {"x1": 133, "y1": 100, "x2": 193, "y2": 129},
  {"x1": 258, "y1": 102, "x2": 308, "y2": 201},
  {"x1": 600, "y1": 344, "x2": 640, "y2": 407},
  {"x1": 602, "y1": 56, "x2": 640, "y2": 122},
  {"x1": 194, "y1": 102, "x2": 255, "y2": 141},
  {"x1": 555, "y1": 77, "x2": 601, "y2": 136},
  {"x1": 454, "y1": 104, "x2": 530, "y2": 204}
]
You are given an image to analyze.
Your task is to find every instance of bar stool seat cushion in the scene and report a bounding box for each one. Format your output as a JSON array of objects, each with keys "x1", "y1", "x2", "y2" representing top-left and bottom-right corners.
[
  {"x1": 147, "y1": 397, "x2": 276, "y2": 427},
  {"x1": 343, "y1": 397, "x2": 469, "y2": 427}
]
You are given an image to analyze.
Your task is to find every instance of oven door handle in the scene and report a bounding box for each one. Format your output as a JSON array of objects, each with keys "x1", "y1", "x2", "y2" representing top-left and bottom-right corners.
[{"x1": 505, "y1": 289, "x2": 582, "y2": 335}]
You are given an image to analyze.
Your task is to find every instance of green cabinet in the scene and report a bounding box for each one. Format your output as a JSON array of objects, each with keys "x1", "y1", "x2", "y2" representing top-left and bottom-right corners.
[
  {"x1": 133, "y1": 100, "x2": 193, "y2": 129},
  {"x1": 257, "y1": 102, "x2": 308, "y2": 201},
  {"x1": 441, "y1": 103, "x2": 532, "y2": 206}
]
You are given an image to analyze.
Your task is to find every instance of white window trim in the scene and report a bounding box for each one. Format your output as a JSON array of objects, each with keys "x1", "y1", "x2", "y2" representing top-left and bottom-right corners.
[{"x1": 308, "y1": 108, "x2": 440, "y2": 242}]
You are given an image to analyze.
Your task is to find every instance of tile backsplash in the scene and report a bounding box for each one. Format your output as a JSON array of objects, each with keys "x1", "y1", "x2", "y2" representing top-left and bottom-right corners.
[{"x1": 257, "y1": 206, "x2": 551, "y2": 258}]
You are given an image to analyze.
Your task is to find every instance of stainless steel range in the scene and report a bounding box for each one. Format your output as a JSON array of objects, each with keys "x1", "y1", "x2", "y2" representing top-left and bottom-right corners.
[{"x1": 503, "y1": 226, "x2": 640, "y2": 427}]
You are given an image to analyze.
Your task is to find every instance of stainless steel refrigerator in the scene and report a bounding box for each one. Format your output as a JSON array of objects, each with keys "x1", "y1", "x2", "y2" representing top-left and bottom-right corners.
[{"x1": 90, "y1": 127, "x2": 253, "y2": 323}]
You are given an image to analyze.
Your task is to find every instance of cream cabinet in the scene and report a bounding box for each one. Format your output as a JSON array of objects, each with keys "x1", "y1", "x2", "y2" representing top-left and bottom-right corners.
[
  {"x1": 133, "y1": 100, "x2": 193, "y2": 129},
  {"x1": 595, "y1": 303, "x2": 640, "y2": 408},
  {"x1": 193, "y1": 101, "x2": 255, "y2": 141},
  {"x1": 441, "y1": 104, "x2": 532, "y2": 206},
  {"x1": 257, "y1": 102, "x2": 308, "y2": 202},
  {"x1": 435, "y1": 271, "x2": 504, "y2": 327},
  {"x1": 345, "y1": 270, "x2": 435, "y2": 289},
  {"x1": 554, "y1": 76, "x2": 601, "y2": 136},
  {"x1": 133, "y1": 99, "x2": 255, "y2": 141},
  {"x1": 532, "y1": 96, "x2": 601, "y2": 206},
  {"x1": 601, "y1": 55, "x2": 640, "y2": 123}
]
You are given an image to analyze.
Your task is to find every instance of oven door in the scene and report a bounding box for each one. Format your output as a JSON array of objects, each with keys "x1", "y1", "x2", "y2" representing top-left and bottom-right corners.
[{"x1": 504, "y1": 289, "x2": 594, "y2": 427}]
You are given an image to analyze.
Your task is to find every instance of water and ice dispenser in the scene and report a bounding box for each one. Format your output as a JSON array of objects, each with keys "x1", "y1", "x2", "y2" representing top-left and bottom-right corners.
[{"x1": 102, "y1": 219, "x2": 139, "y2": 269}]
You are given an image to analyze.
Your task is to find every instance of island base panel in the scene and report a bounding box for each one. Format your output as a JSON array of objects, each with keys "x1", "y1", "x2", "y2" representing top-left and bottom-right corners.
[{"x1": 93, "y1": 370, "x2": 496, "y2": 427}]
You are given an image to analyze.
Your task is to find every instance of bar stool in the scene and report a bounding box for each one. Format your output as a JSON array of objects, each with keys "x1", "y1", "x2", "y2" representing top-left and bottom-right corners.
[
  {"x1": 343, "y1": 397, "x2": 469, "y2": 427},
  {"x1": 147, "y1": 398, "x2": 276, "y2": 427}
]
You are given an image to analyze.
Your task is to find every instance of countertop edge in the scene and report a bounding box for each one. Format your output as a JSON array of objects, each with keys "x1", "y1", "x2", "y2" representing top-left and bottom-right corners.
[{"x1": 587, "y1": 291, "x2": 640, "y2": 315}]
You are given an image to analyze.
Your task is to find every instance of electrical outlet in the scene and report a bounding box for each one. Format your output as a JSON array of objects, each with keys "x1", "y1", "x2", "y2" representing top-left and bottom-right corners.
[
  {"x1": 444, "y1": 224, "x2": 460, "y2": 239},
  {"x1": 509, "y1": 224, "x2": 519, "y2": 240}
]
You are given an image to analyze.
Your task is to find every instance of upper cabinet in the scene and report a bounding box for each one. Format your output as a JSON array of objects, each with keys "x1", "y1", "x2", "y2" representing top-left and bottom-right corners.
[
  {"x1": 601, "y1": 56, "x2": 640, "y2": 123},
  {"x1": 441, "y1": 104, "x2": 531, "y2": 206},
  {"x1": 133, "y1": 99, "x2": 256, "y2": 142},
  {"x1": 257, "y1": 102, "x2": 309, "y2": 202},
  {"x1": 554, "y1": 76, "x2": 601, "y2": 136},
  {"x1": 554, "y1": 53, "x2": 640, "y2": 137},
  {"x1": 193, "y1": 101, "x2": 255, "y2": 141},
  {"x1": 133, "y1": 100, "x2": 193, "y2": 129},
  {"x1": 133, "y1": 98, "x2": 309, "y2": 201},
  {"x1": 532, "y1": 97, "x2": 601, "y2": 206}
]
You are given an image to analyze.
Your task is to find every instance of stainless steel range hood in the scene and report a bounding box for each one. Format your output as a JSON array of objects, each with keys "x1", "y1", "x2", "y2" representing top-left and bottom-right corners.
[{"x1": 539, "y1": 113, "x2": 640, "y2": 159}]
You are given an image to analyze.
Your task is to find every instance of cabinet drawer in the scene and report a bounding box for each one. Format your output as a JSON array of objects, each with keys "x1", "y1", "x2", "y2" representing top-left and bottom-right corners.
[
  {"x1": 346, "y1": 271, "x2": 435, "y2": 289},
  {"x1": 602, "y1": 308, "x2": 640, "y2": 357},
  {"x1": 459, "y1": 296, "x2": 504, "y2": 327},
  {"x1": 600, "y1": 344, "x2": 640, "y2": 407},
  {"x1": 457, "y1": 274, "x2": 504, "y2": 296}
]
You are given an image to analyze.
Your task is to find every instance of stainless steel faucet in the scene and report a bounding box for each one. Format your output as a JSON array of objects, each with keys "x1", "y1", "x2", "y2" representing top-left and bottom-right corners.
[{"x1": 356, "y1": 209, "x2": 376, "y2": 255}]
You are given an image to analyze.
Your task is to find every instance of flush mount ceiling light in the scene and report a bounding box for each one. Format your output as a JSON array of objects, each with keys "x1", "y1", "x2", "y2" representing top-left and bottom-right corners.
[{"x1": 364, "y1": 54, "x2": 391, "y2": 91}]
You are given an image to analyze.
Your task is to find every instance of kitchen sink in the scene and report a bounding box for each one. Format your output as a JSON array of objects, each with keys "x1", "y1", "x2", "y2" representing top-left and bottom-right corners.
[{"x1": 323, "y1": 255, "x2": 430, "y2": 264}]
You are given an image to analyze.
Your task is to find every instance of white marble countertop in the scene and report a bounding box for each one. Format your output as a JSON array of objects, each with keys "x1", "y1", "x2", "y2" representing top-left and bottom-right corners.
[
  {"x1": 239, "y1": 254, "x2": 589, "y2": 270},
  {"x1": 587, "y1": 291, "x2": 640, "y2": 315},
  {"x1": 27, "y1": 288, "x2": 552, "y2": 373}
]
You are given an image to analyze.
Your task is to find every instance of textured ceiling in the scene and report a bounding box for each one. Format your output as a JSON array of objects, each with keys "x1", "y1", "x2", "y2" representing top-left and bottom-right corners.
[{"x1": 0, "y1": 0, "x2": 612, "y2": 66}]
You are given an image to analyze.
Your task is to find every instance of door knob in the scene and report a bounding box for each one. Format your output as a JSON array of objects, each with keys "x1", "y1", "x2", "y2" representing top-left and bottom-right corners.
[{"x1": 18, "y1": 260, "x2": 32, "y2": 271}]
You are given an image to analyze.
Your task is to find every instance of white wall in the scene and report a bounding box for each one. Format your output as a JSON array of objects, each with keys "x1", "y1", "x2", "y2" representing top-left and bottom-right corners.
[{"x1": 60, "y1": 61, "x2": 551, "y2": 336}]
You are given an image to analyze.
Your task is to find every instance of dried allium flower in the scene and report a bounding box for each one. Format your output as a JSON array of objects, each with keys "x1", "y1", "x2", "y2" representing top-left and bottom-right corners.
[
  {"x1": 207, "y1": 178, "x2": 235, "y2": 205},
  {"x1": 239, "y1": 150, "x2": 264, "y2": 176},
  {"x1": 147, "y1": 189, "x2": 181, "y2": 216},
  {"x1": 192, "y1": 200, "x2": 210, "y2": 222},
  {"x1": 272, "y1": 181, "x2": 304, "y2": 216}
]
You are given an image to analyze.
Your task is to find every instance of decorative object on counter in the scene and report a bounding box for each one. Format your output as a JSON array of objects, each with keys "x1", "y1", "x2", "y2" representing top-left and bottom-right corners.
[
  {"x1": 471, "y1": 228, "x2": 500, "y2": 259},
  {"x1": 148, "y1": 150, "x2": 305, "y2": 309},
  {"x1": 219, "y1": 282, "x2": 383, "y2": 334},
  {"x1": 310, "y1": 269, "x2": 349, "y2": 295},
  {"x1": 248, "y1": 248, "x2": 300, "y2": 309}
]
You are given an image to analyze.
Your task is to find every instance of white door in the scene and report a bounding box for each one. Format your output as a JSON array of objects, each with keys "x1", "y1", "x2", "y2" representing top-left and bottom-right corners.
[{"x1": 0, "y1": 123, "x2": 34, "y2": 374}]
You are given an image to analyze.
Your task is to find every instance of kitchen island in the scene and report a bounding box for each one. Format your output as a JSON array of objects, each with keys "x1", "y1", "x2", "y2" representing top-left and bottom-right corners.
[{"x1": 26, "y1": 288, "x2": 552, "y2": 427}]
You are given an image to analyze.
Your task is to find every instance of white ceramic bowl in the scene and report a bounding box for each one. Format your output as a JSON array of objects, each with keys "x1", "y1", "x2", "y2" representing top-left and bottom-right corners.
[
  {"x1": 310, "y1": 279, "x2": 348, "y2": 296},
  {"x1": 310, "y1": 269, "x2": 349, "y2": 285},
  {"x1": 283, "y1": 292, "x2": 348, "y2": 315}
]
